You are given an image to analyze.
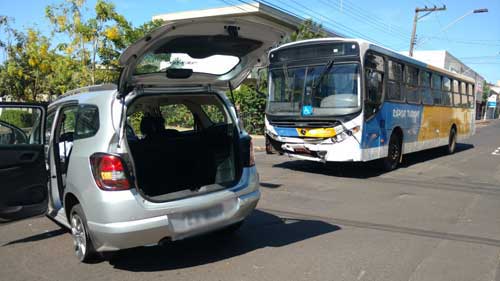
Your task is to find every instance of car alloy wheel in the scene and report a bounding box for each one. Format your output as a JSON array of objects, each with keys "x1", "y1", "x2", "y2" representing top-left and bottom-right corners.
[{"x1": 71, "y1": 213, "x2": 87, "y2": 261}]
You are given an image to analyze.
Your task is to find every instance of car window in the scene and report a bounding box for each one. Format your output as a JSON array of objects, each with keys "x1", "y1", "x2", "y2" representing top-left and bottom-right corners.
[
  {"x1": 201, "y1": 104, "x2": 227, "y2": 124},
  {"x1": 45, "y1": 111, "x2": 56, "y2": 145},
  {"x1": 0, "y1": 107, "x2": 42, "y2": 145},
  {"x1": 160, "y1": 104, "x2": 195, "y2": 132},
  {"x1": 75, "y1": 105, "x2": 99, "y2": 140}
]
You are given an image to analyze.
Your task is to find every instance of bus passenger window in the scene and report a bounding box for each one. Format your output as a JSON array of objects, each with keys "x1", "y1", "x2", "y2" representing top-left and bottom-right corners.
[
  {"x1": 460, "y1": 82, "x2": 468, "y2": 107},
  {"x1": 387, "y1": 60, "x2": 403, "y2": 101},
  {"x1": 431, "y1": 74, "x2": 442, "y2": 105},
  {"x1": 452, "y1": 80, "x2": 461, "y2": 107},
  {"x1": 442, "y1": 77, "x2": 452, "y2": 106},
  {"x1": 405, "y1": 66, "x2": 420, "y2": 104},
  {"x1": 420, "y1": 71, "x2": 432, "y2": 105},
  {"x1": 467, "y1": 83, "x2": 475, "y2": 108},
  {"x1": 364, "y1": 53, "x2": 384, "y2": 118}
]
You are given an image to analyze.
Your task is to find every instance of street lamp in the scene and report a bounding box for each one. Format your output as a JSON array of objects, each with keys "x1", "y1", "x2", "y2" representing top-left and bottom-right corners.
[{"x1": 416, "y1": 8, "x2": 489, "y2": 48}]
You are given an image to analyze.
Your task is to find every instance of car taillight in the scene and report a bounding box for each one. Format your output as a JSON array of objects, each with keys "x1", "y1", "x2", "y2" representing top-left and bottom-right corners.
[
  {"x1": 248, "y1": 139, "x2": 255, "y2": 167},
  {"x1": 89, "y1": 153, "x2": 131, "y2": 191}
]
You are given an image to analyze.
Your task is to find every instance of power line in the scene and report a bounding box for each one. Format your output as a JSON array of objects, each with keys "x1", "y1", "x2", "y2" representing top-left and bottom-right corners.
[
  {"x1": 343, "y1": 0, "x2": 409, "y2": 37},
  {"x1": 264, "y1": 0, "x2": 386, "y2": 45},
  {"x1": 316, "y1": 0, "x2": 410, "y2": 42},
  {"x1": 424, "y1": 37, "x2": 500, "y2": 46}
]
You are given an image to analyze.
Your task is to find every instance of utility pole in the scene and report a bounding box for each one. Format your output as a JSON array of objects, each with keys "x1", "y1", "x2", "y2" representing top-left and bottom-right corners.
[{"x1": 409, "y1": 5, "x2": 446, "y2": 57}]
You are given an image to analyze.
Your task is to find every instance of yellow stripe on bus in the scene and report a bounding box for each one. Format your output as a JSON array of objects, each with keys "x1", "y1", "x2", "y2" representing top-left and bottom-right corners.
[
  {"x1": 418, "y1": 105, "x2": 472, "y2": 141},
  {"x1": 296, "y1": 127, "x2": 337, "y2": 138}
]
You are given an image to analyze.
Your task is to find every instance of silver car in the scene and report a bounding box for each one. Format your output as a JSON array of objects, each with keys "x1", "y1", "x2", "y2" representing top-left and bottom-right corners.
[{"x1": 0, "y1": 17, "x2": 288, "y2": 262}]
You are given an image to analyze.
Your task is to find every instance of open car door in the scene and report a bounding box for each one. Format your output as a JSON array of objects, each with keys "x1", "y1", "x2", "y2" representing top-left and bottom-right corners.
[{"x1": 0, "y1": 102, "x2": 48, "y2": 222}]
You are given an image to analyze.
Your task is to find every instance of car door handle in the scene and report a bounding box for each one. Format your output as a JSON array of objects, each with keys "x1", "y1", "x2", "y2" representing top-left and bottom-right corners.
[{"x1": 18, "y1": 152, "x2": 38, "y2": 163}]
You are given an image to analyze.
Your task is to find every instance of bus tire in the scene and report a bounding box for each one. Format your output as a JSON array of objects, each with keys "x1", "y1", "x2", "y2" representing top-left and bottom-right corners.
[
  {"x1": 265, "y1": 135, "x2": 274, "y2": 154},
  {"x1": 446, "y1": 127, "x2": 457, "y2": 154},
  {"x1": 383, "y1": 133, "x2": 402, "y2": 171}
]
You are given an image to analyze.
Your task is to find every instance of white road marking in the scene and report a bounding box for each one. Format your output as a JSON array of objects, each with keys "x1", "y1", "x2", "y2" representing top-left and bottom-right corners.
[{"x1": 357, "y1": 270, "x2": 366, "y2": 280}]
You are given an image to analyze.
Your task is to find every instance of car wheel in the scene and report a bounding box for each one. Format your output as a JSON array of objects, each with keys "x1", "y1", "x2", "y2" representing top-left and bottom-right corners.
[
  {"x1": 70, "y1": 204, "x2": 97, "y2": 263},
  {"x1": 446, "y1": 127, "x2": 457, "y2": 154},
  {"x1": 383, "y1": 133, "x2": 402, "y2": 171}
]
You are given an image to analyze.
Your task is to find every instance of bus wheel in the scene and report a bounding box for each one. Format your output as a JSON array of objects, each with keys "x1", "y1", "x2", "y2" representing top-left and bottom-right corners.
[
  {"x1": 383, "y1": 133, "x2": 402, "y2": 171},
  {"x1": 265, "y1": 135, "x2": 274, "y2": 154},
  {"x1": 446, "y1": 127, "x2": 457, "y2": 154}
]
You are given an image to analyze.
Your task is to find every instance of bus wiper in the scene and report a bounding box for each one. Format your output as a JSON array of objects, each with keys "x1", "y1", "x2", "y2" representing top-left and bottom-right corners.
[{"x1": 312, "y1": 59, "x2": 335, "y2": 95}]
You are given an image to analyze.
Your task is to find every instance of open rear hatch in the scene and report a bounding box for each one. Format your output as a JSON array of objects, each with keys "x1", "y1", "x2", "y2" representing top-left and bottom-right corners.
[
  {"x1": 117, "y1": 17, "x2": 291, "y2": 95},
  {"x1": 118, "y1": 17, "x2": 290, "y2": 201}
]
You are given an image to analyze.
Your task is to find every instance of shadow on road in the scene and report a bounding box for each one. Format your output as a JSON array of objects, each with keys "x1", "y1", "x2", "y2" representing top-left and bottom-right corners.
[
  {"x1": 270, "y1": 143, "x2": 474, "y2": 180},
  {"x1": 2, "y1": 228, "x2": 67, "y2": 246},
  {"x1": 108, "y1": 210, "x2": 340, "y2": 272}
]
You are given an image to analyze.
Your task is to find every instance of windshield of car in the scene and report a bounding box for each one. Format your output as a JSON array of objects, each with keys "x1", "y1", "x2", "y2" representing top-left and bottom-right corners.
[{"x1": 266, "y1": 63, "x2": 360, "y2": 116}]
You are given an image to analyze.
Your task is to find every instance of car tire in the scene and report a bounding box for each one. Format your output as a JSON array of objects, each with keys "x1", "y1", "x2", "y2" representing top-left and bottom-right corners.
[
  {"x1": 446, "y1": 127, "x2": 457, "y2": 154},
  {"x1": 70, "y1": 204, "x2": 98, "y2": 263},
  {"x1": 383, "y1": 133, "x2": 402, "y2": 171}
]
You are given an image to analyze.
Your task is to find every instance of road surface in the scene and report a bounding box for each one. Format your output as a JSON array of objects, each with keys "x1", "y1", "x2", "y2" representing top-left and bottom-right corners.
[{"x1": 0, "y1": 120, "x2": 499, "y2": 281}]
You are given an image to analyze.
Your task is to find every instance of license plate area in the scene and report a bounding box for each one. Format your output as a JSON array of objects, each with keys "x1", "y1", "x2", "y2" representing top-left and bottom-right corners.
[{"x1": 169, "y1": 199, "x2": 236, "y2": 233}]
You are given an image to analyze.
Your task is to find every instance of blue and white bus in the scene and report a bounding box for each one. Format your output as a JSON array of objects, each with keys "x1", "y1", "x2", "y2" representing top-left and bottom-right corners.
[{"x1": 264, "y1": 38, "x2": 475, "y2": 170}]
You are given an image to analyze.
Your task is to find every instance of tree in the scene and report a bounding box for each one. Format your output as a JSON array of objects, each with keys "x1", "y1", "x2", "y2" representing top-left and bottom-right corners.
[
  {"x1": 45, "y1": 0, "x2": 165, "y2": 85},
  {"x1": 483, "y1": 80, "x2": 491, "y2": 102},
  {"x1": 287, "y1": 19, "x2": 326, "y2": 42}
]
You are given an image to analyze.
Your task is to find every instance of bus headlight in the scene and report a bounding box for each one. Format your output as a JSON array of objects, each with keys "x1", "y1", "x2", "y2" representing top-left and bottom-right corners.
[{"x1": 331, "y1": 126, "x2": 360, "y2": 142}]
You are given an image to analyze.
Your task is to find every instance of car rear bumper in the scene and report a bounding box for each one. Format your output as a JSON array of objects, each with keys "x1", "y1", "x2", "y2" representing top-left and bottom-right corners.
[{"x1": 87, "y1": 188, "x2": 260, "y2": 252}]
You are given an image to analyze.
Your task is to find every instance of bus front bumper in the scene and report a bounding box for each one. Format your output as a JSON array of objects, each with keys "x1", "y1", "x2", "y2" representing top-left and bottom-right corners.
[{"x1": 280, "y1": 137, "x2": 361, "y2": 162}]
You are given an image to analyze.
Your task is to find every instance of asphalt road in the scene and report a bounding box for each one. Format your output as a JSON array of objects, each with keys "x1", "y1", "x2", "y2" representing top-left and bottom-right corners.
[{"x1": 1, "y1": 120, "x2": 499, "y2": 281}]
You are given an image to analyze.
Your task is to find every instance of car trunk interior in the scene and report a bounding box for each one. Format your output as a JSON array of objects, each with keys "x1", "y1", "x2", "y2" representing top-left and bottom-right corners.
[{"x1": 125, "y1": 93, "x2": 240, "y2": 201}]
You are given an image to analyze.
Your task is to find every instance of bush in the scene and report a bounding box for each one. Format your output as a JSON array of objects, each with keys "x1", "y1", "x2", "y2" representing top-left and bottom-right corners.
[{"x1": 230, "y1": 84, "x2": 267, "y2": 135}]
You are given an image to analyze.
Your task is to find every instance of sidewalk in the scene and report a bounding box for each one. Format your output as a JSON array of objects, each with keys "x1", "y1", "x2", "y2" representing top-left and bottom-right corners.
[{"x1": 250, "y1": 134, "x2": 266, "y2": 152}]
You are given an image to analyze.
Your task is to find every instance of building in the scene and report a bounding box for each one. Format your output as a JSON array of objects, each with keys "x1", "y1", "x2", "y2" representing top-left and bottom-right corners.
[
  {"x1": 485, "y1": 81, "x2": 500, "y2": 119},
  {"x1": 400, "y1": 50, "x2": 486, "y2": 119}
]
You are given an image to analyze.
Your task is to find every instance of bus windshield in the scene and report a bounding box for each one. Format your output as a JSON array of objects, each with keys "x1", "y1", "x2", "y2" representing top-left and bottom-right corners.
[{"x1": 267, "y1": 63, "x2": 360, "y2": 117}]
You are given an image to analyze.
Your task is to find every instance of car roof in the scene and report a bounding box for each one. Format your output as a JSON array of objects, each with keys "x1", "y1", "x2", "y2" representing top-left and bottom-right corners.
[{"x1": 49, "y1": 84, "x2": 117, "y2": 109}]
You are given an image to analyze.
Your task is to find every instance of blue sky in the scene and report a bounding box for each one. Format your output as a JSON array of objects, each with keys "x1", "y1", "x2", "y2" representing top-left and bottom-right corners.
[{"x1": 1, "y1": 0, "x2": 499, "y2": 82}]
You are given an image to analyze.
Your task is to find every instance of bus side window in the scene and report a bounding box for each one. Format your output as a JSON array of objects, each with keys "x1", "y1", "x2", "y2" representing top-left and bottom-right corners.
[
  {"x1": 405, "y1": 65, "x2": 420, "y2": 104},
  {"x1": 431, "y1": 74, "x2": 442, "y2": 105},
  {"x1": 420, "y1": 71, "x2": 432, "y2": 105},
  {"x1": 364, "y1": 53, "x2": 384, "y2": 119},
  {"x1": 467, "y1": 83, "x2": 475, "y2": 108},
  {"x1": 460, "y1": 82, "x2": 468, "y2": 108},
  {"x1": 387, "y1": 60, "x2": 404, "y2": 102},
  {"x1": 442, "y1": 77, "x2": 452, "y2": 106},
  {"x1": 452, "y1": 80, "x2": 460, "y2": 107}
]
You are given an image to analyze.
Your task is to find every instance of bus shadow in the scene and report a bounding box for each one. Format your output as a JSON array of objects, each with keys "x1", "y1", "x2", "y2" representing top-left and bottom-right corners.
[{"x1": 272, "y1": 143, "x2": 474, "y2": 179}]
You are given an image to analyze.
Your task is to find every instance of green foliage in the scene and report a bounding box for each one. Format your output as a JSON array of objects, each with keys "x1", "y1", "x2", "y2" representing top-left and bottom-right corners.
[
  {"x1": 231, "y1": 84, "x2": 267, "y2": 134},
  {"x1": 160, "y1": 105, "x2": 194, "y2": 129},
  {"x1": 483, "y1": 81, "x2": 490, "y2": 102},
  {"x1": 0, "y1": 110, "x2": 34, "y2": 128},
  {"x1": 128, "y1": 111, "x2": 144, "y2": 136},
  {"x1": 0, "y1": 0, "x2": 165, "y2": 101},
  {"x1": 286, "y1": 19, "x2": 326, "y2": 43}
]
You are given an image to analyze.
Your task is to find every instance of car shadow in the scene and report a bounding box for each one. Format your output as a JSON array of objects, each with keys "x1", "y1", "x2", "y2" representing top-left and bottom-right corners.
[
  {"x1": 272, "y1": 143, "x2": 474, "y2": 179},
  {"x1": 2, "y1": 228, "x2": 67, "y2": 246},
  {"x1": 108, "y1": 210, "x2": 340, "y2": 272}
]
